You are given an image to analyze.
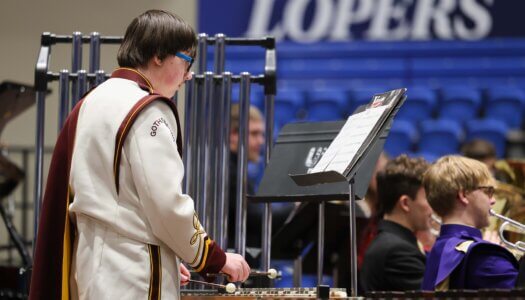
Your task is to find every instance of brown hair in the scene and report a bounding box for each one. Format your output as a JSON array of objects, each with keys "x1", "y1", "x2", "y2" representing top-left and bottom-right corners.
[
  {"x1": 423, "y1": 155, "x2": 495, "y2": 217},
  {"x1": 377, "y1": 154, "x2": 430, "y2": 214},
  {"x1": 117, "y1": 10, "x2": 197, "y2": 68},
  {"x1": 460, "y1": 139, "x2": 497, "y2": 161}
]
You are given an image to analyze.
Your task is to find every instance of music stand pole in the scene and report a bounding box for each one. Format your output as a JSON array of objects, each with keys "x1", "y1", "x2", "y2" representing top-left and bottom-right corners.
[
  {"x1": 348, "y1": 178, "x2": 357, "y2": 297},
  {"x1": 317, "y1": 201, "x2": 325, "y2": 285}
]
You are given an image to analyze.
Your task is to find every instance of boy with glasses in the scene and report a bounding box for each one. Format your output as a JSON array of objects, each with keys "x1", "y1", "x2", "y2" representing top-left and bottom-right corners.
[
  {"x1": 30, "y1": 10, "x2": 249, "y2": 300},
  {"x1": 421, "y1": 155, "x2": 519, "y2": 290}
]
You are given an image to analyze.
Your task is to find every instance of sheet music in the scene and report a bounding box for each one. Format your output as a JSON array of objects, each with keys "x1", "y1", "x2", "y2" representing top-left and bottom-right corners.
[{"x1": 310, "y1": 105, "x2": 389, "y2": 174}]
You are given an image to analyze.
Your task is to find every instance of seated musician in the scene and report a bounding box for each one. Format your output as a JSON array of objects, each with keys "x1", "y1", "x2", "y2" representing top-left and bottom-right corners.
[
  {"x1": 461, "y1": 138, "x2": 524, "y2": 252},
  {"x1": 421, "y1": 155, "x2": 519, "y2": 290},
  {"x1": 360, "y1": 155, "x2": 432, "y2": 293}
]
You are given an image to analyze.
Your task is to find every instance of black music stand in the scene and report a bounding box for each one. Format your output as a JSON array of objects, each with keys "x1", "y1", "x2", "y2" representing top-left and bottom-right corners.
[
  {"x1": 266, "y1": 127, "x2": 386, "y2": 285},
  {"x1": 289, "y1": 88, "x2": 407, "y2": 297}
]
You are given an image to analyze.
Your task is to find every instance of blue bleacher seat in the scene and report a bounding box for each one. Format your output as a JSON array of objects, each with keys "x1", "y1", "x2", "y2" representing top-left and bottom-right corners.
[
  {"x1": 274, "y1": 88, "x2": 305, "y2": 127},
  {"x1": 465, "y1": 119, "x2": 509, "y2": 158},
  {"x1": 305, "y1": 89, "x2": 348, "y2": 121},
  {"x1": 230, "y1": 85, "x2": 264, "y2": 111},
  {"x1": 396, "y1": 87, "x2": 437, "y2": 124},
  {"x1": 279, "y1": 58, "x2": 405, "y2": 80},
  {"x1": 437, "y1": 87, "x2": 482, "y2": 122},
  {"x1": 384, "y1": 120, "x2": 417, "y2": 157},
  {"x1": 484, "y1": 87, "x2": 525, "y2": 129},
  {"x1": 418, "y1": 119, "x2": 464, "y2": 156},
  {"x1": 223, "y1": 59, "x2": 265, "y2": 75}
]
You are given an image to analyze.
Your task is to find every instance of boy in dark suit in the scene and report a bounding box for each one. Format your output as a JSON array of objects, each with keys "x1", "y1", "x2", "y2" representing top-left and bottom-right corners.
[{"x1": 360, "y1": 155, "x2": 432, "y2": 293}]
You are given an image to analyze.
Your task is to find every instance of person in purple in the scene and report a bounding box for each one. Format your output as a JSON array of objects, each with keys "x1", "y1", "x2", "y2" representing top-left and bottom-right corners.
[{"x1": 421, "y1": 155, "x2": 519, "y2": 290}]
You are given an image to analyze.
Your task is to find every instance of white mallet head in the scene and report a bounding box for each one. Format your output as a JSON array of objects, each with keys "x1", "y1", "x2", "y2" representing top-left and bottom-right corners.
[
  {"x1": 267, "y1": 268, "x2": 278, "y2": 279},
  {"x1": 225, "y1": 283, "x2": 236, "y2": 294}
]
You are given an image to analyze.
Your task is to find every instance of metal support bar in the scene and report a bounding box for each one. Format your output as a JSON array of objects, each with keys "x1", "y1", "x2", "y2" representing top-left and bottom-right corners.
[
  {"x1": 197, "y1": 34, "x2": 208, "y2": 74},
  {"x1": 21, "y1": 149, "x2": 29, "y2": 240},
  {"x1": 95, "y1": 70, "x2": 106, "y2": 85},
  {"x1": 211, "y1": 34, "x2": 226, "y2": 246},
  {"x1": 260, "y1": 93, "x2": 275, "y2": 271},
  {"x1": 71, "y1": 32, "x2": 82, "y2": 106},
  {"x1": 191, "y1": 34, "x2": 209, "y2": 221},
  {"x1": 190, "y1": 77, "x2": 203, "y2": 206},
  {"x1": 317, "y1": 202, "x2": 325, "y2": 285},
  {"x1": 40, "y1": 32, "x2": 122, "y2": 45},
  {"x1": 45, "y1": 71, "x2": 108, "y2": 82},
  {"x1": 213, "y1": 34, "x2": 226, "y2": 73},
  {"x1": 348, "y1": 179, "x2": 358, "y2": 297},
  {"x1": 89, "y1": 32, "x2": 100, "y2": 73},
  {"x1": 196, "y1": 72, "x2": 213, "y2": 231},
  {"x1": 263, "y1": 49, "x2": 277, "y2": 96},
  {"x1": 216, "y1": 72, "x2": 232, "y2": 249},
  {"x1": 202, "y1": 72, "x2": 215, "y2": 231},
  {"x1": 40, "y1": 32, "x2": 272, "y2": 49},
  {"x1": 35, "y1": 45, "x2": 50, "y2": 92},
  {"x1": 77, "y1": 70, "x2": 87, "y2": 101},
  {"x1": 89, "y1": 32, "x2": 101, "y2": 89},
  {"x1": 32, "y1": 35, "x2": 51, "y2": 250},
  {"x1": 293, "y1": 257, "x2": 303, "y2": 288},
  {"x1": 183, "y1": 77, "x2": 195, "y2": 195},
  {"x1": 205, "y1": 36, "x2": 275, "y2": 49},
  {"x1": 32, "y1": 91, "x2": 46, "y2": 246},
  {"x1": 235, "y1": 72, "x2": 251, "y2": 257},
  {"x1": 58, "y1": 70, "x2": 70, "y2": 129},
  {"x1": 192, "y1": 74, "x2": 267, "y2": 84}
]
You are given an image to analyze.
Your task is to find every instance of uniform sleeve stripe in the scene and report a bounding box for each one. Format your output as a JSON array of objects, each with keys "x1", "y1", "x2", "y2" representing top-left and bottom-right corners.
[
  {"x1": 193, "y1": 238, "x2": 211, "y2": 273},
  {"x1": 148, "y1": 244, "x2": 161, "y2": 300},
  {"x1": 113, "y1": 96, "x2": 156, "y2": 194}
]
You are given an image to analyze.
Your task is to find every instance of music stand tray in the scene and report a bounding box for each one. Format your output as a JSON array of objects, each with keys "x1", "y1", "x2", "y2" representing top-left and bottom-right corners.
[{"x1": 288, "y1": 88, "x2": 407, "y2": 296}]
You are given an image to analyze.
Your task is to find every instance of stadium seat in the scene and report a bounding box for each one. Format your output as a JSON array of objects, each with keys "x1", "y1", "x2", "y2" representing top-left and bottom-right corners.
[
  {"x1": 396, "y1": 87, "x2": 437, "y2": 124},
  {"x1": 384, "y1": 120, "x2": 417, "y2": 157},
  {"x1": 484, "y1": 86, "x2": 525, "y2": 129},
  {"x1": 437, "y1": 87, "x2": 482, "y2": 122},
  {"x1": 223, "y1": 59, "x2": 265, "y2": 75},
  {"x1": 465, "y1": 119, "x2": 509, "y2": 158},
  {"x1": 274, "y1": 88, "x2": 305, "y2": 127},
  {"x1": 418, "y1": 119, "x2": 464, "y2": 156},
  {"x1": 230, "y1": 85, "x2": 264, "y2": 111},
  {"x1": 305, "y1": 89, "x2": 348, "y2": 121}
]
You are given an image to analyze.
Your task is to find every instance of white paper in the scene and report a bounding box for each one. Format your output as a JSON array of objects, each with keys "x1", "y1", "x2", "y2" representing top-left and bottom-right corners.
[{"x1": 310, "y1": 105, "x2": 389, "y2": 174}]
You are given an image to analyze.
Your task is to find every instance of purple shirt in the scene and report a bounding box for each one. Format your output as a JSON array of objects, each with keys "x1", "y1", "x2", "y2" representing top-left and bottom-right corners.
[{"x1": 422, "y1": 224, "x2": 518, "y2": 290}]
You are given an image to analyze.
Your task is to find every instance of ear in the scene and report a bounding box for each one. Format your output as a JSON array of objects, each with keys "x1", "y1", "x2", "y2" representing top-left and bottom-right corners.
[
  {"x1": 457, "y1": 189, "x2": 469, "y2": 206},
  {"x1": 153, "y1": 56, "x2": 163, "y2": 66},
  {"x1": 398, "y1": 195, "x2": 411, "y2": 213}
]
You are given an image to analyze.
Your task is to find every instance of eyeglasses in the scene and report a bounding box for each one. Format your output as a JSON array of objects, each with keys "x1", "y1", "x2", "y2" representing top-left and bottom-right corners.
[
  {"x1": 476, "y1": 186, "x2": 496, "y2": 198},
  {"x1": 175, "y1": 52, "x2": 194, "y2": 73}
]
